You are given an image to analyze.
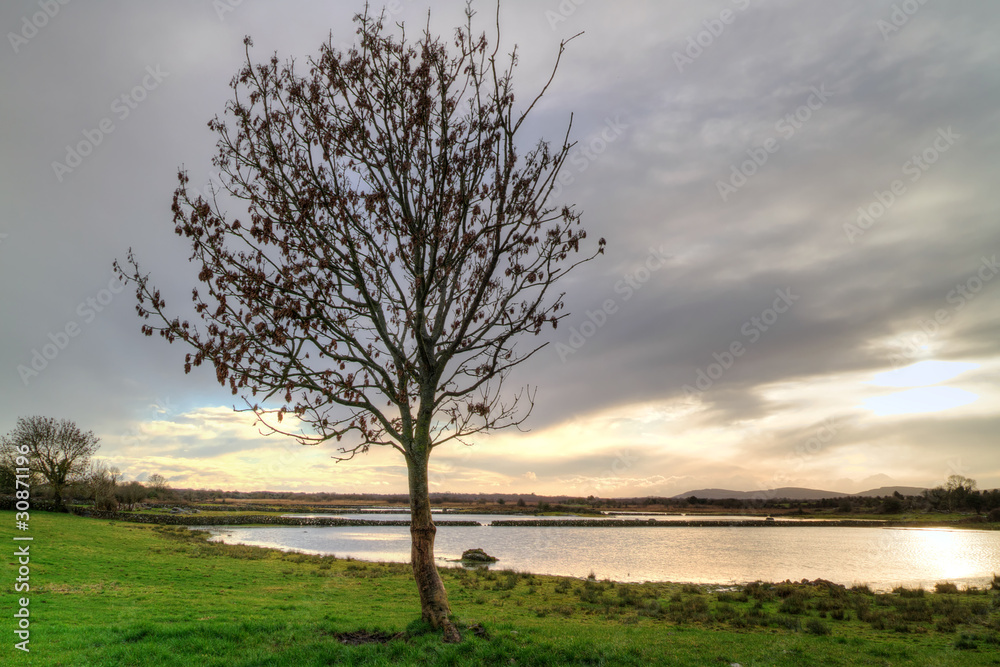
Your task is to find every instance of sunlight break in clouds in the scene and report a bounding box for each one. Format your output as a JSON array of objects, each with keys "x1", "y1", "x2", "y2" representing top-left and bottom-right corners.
[
  {"x1": 869, "y1": 360, "x2": 980, "y2": 388},
  {"x1": 861, "y1": 387, "x2": 979, "y2": 417}
]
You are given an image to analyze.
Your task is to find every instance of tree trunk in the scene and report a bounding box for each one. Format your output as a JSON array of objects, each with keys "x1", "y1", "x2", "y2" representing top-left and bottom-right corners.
[{"x1": 407, "y1": 454, "x2": 460, "y2": 643}]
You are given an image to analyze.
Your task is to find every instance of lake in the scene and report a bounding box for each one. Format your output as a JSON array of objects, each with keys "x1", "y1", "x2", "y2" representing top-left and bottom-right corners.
[{"x1": 200, "y1": 513, "x2": 1000, "y2": 591}]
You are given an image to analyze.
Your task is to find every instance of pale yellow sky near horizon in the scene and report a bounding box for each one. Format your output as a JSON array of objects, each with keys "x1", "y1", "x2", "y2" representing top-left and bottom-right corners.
[{"x1": 97, "y1": 358, "x2": 998, "y2": 496}]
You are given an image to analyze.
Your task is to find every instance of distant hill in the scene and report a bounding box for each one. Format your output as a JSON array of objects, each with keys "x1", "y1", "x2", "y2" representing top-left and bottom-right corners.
[
  {"x1": 674, "y1": 487, "x2": 848, "y2": 501},
  {"x1": 851, "y1": 486, "x2": 927, "y2": 497},
  {"x1": 674, "y1": 486, "x2": 929, "y2": 501}
]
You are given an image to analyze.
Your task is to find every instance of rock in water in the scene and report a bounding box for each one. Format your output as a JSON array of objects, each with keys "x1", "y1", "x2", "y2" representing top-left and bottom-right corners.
[{"x1": 460, "y1": 548, "x2": 498, "y2": 562}]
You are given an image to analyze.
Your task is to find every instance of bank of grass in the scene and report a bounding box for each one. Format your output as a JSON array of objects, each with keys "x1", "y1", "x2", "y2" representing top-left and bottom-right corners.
[
  {"x1": 822, "y1": 511, "x2": 998, "y2": 524},
  {"x1": 2, "y1": 511, "x2": 999, "y2": 666}
]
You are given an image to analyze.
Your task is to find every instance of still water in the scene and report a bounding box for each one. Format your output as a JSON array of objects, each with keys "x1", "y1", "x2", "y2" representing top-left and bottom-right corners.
[
  {"x1": 280, "y1": 512, "x2": 864, "y2": 523},
  {"x1": 202, "y1": 517, "x2": 1000, "y2": 591}
]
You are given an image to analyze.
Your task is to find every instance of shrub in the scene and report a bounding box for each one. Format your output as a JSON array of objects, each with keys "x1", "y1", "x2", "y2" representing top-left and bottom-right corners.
[
  {"x1": 716, "y1": 591, "x2": 749, "y2": 603},
  {"x1": 779, "y1": 595, "x2": 807, "y2": 615},
  {"x1": 714, "y1": 602, "x2": 737, "y2": 621},
  {"x1": 935, "y1": 582, "x2": 959, "y2": 594},
  {"x1": 815, "y1": 598, "x2": 845, "y2": 612},
  {"x1": 852, "y1": 598, "x2": 873, "y2": 621},
  {"x1": 667, "y1": 596, "x2": 710, "y2": 623},
  {"x1": 895, "y1": 598, "x2": 932, "y2": 622},
  {"x1": 744, "y1": 582, "x2": 777, "y2": 601},
  {"x1": 773, "y1": 615, "x2": 802, "y2": 631},
  {"x1": 936, "y1": 618, "x2": 958, "y2": 633},
  {"x1": 969, "y1": 601, "x2": 990, "y2": 616},
  {"x1": 894, "y1": 586, "x2": 925, "y2": 598},
  {"x1": 774, "y1": 584, "x2": 799, "y2": 599},
  {"x1": 806, "y1": 618, "x2": 831, "y2": 635},
  {"x1": 616, "y1": 585, "x2": 642, "y2": 607},
  {"x1": 637, "y1": 599, "x2": 663, "y2": 618}
]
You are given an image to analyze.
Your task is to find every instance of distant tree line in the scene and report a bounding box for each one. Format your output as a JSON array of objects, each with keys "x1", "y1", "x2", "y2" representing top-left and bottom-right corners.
[
  {"x1": 3, "y1": 418, "x2": 996, "y2": 519},
  {"x1": 662, "y1": 476, "x2": 999, "y2": 518}
]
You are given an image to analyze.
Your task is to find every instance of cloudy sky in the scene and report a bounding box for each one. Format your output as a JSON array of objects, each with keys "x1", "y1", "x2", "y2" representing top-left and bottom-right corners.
[{"x1": 2, "y1": 0, "x2": 998, "y2": 497}]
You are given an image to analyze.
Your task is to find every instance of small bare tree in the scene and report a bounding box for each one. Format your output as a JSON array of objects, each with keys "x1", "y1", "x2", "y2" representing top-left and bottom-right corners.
[
  {"x1": 116, "y1": 5, "x2": 601, "y2": 641},
  {"x1": 116, "y1": 480, "x2": 148, "y2": 510},
  {"x1": 146, "y1": 472, "x2": 172, "y2": 500},
  {"x1": 87, "y1": 461, "x2": 121, "y2": 511},
  {"x1": 0, "y1": 416, "x2": 100, "y2": 511}
]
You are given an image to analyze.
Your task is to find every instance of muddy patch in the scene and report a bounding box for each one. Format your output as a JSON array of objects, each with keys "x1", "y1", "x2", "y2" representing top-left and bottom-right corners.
[{"x1": 332, "y1": 630, "x2": 406, "y2": 645}]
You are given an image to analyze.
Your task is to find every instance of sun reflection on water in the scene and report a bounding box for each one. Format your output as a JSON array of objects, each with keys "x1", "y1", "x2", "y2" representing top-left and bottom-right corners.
[{"x1": 895, "y1": 528, "x2": 984, "y2": 582}]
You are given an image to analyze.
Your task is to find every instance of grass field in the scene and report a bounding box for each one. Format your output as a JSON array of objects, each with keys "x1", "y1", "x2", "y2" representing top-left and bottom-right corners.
[{"x1": 2, "y1": 511, "x2": 999, "y2": 666}]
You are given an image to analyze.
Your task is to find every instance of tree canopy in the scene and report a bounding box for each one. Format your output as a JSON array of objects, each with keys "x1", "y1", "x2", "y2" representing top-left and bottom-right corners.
[
  {"x1": 116, "y1": 5, "x2": 600, "y2": 641},
  {"x1": 1, "y1": 416, "x2": 100, "y2": 510}
]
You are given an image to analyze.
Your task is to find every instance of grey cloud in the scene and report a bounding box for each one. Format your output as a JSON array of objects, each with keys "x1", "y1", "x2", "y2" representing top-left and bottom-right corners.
[{"x1": 2, "y1": 0, "x2": 999, "y2": 493}]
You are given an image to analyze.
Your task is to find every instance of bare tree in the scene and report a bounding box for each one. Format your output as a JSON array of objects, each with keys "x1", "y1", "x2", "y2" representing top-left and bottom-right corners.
[
  {"x1": 85, "y1": 460, "x2": 122, "y2": 511},
  {"x1": 1, "y1": 417, "x2": 100, "y2": 511},
  {"x1": 116, "y1": 480, "x2": 148, "y2": 510},
  {"x1": 116, "y1": 5, "x2": 601, "y2": 641},
  {"x1": 945, "y1": 474, "x2": 977, "y2": 512},
  {"x1": 146, "y1": 472, "x2": 172, "y2": 500}
]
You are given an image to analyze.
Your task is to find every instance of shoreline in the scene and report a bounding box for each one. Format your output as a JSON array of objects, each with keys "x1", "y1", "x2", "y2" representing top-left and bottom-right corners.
[{"x1": 69, "y1": 506, "x2": 998, "y2": 531}]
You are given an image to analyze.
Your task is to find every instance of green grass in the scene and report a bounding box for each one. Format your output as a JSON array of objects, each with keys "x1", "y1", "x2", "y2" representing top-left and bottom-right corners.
[
  {"x1": 821, "y1": 511, "x2": 999, "y2": 524},
  {"x1": 3, "y1": 511, "x2": 1000, "y2": 666}
]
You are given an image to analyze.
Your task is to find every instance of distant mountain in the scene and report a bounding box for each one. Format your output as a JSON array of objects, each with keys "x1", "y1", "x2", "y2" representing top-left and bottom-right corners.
[
  {"x1": 674, "y1": 485, "x2": 928, "y2": 500},
  {"x1": 674, "y1": 487, "x2": 849, "y2": 501},
  {"x1": 851, "y1": 486, "x2": 927, "y2": 497}
]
